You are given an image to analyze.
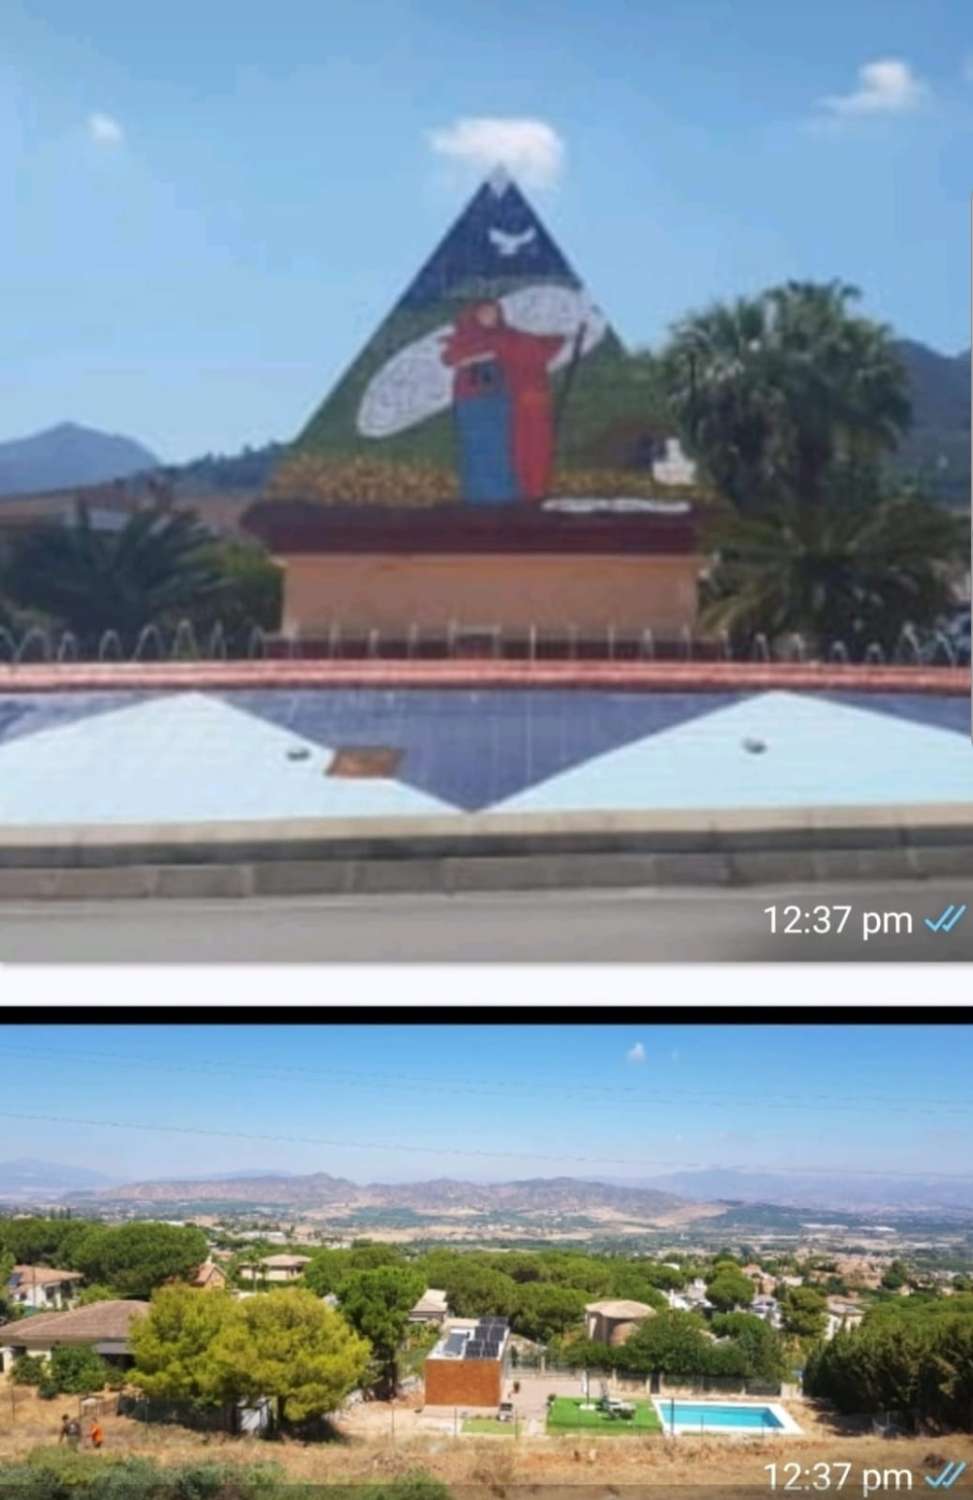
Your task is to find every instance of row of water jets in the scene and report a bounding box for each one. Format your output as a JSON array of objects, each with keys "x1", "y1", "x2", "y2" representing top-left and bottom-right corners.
[{"x1": 0, "y1": 620, "x2": 962, "y2": 667}]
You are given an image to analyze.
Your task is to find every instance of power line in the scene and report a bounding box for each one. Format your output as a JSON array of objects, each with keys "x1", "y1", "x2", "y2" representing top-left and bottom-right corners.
[
  {"x1": 0, "y1": 1109, "x2": 970, "y2": 1183},
  {"x1": 1, "y1": 1045, "x2": 970, "y2": 1117}
]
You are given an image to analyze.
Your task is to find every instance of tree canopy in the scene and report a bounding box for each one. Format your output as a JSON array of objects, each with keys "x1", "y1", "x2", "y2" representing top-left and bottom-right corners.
[
  {"x1": 336, "y1": 1266, "x2": 425, "y2": 1398},
  {"x1": 68, "y1": 1222, "x2": 209, "y2": 1299},
  {"x1": 131, "y1": 1284, "x2": 369, "y2": 1423}
]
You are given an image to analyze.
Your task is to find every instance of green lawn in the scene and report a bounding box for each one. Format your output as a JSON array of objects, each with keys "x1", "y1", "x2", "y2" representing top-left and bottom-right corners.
[
  {"x1": 462, "y1": 1418, "x2": 519, "y2": 1435},
  {"x1": 547, "y1": 1397, "x2": 662, "y2": 1436}
]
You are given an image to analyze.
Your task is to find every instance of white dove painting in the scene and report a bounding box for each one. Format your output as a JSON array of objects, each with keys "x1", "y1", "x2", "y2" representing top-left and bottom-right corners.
[{"x1": 488, "y1": 225, "x2": 538, "y2": 257}]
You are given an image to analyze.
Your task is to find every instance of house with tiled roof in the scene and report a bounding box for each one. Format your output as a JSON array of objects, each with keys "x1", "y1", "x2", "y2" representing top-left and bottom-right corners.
[
  {"x1": 7, "y1": 1265, "x2": 83, "y2": 1313},
  {"x1": 0, "y1": 1299, "x2": 146, "y2": 1374},
  {"x1": 188, "y1": 1261, "x2": 229, "y2": 1291}
]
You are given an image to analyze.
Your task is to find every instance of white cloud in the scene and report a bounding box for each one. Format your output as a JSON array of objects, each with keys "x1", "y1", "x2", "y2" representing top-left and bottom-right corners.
[
  {"x1": 428, "y1": 116, "x2": 564, "y2": 188},
  {"x1": 820, "y1": 59, "x2": 926, "y2": 117},
  {"x1": 626, "y1": 1042, "x2": 646, "y2": 1065},
  {"x1": 88, "y1": 112, "x2": 124, "y2": 146}
]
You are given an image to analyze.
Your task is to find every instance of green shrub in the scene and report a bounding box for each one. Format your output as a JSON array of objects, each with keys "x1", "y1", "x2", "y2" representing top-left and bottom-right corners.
[
  {"x1": 50, "y1": 1341, "x2": 109, "y2": 1394},
  {"x1": 11, "y1": 1352, "x2": 46, "y2": 1385}
]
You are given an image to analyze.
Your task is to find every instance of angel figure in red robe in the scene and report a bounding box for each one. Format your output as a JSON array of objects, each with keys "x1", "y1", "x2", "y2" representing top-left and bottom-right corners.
[{"x1": 440, "y1": 301, "x2": 565, "y2": 504}]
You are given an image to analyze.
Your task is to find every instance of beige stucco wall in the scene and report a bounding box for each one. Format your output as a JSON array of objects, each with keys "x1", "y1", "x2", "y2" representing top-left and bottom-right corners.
[{"x1": 279, "y1": 553, "x2": 702, "y2": 636}]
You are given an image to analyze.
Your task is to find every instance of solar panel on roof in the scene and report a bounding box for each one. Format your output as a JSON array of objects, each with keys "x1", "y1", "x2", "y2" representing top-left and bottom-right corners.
[{"x1": 444, "y1": 1333, "x2": 466, "y2": 1356}]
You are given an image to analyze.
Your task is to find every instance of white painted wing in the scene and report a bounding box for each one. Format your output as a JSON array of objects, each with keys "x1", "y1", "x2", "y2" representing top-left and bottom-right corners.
[
  {"x1": 356, "y1": 286, "x2": 608, "y2": 438},
  {"x1": 500, "y1": 286, "x2": 608, "y2": 371},
  {"x1": 357, "y1": 328, "x2": 454, "y2": 438}
]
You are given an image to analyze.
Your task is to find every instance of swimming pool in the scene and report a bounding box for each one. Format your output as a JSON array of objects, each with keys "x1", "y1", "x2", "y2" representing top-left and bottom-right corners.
[{"x1": 653, "y1": 1399, "x2": 801, "y2": 1435}]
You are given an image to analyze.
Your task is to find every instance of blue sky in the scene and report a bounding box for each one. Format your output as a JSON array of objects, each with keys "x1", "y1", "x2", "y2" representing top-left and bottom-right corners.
[
  {"x1": 3, "y1": 0, "x2": 971, "y2": 461},
  {"x1": 0, "y1": 1023, "x2": 969, "y2": 1182}
]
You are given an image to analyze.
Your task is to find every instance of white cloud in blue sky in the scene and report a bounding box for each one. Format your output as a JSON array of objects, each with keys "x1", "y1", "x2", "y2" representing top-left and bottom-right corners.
[
  {"x1": 626, "y1": 1041, "x2": 647, "y2": 1065},
  {"x1": 428, "y1": 116, "x2": 565, "y2": 188},
  {"x1": 87, "y1": 111, "x2": 124, "y2": 146},
  {"x1": 819, "y1": 58, "x2": 926, "y2": 116}
]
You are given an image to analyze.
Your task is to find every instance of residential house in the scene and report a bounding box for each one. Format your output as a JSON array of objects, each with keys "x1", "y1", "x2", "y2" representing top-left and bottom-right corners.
[
  {"x1": 0, "y1": 1300, "x2": 146, "y2": 1374},
  {"x1": 188, "y1": 1261, "x2": 229, "y2": 1291},
  {"x1": 742, "y1": 1264, "x2": 777, "y2": 1297},
  {"x1": 240, "y1": 1254, "x2": 311, "y2": 1284},
  {"x1": 408, "y1": 1288, "x2": 449, "y2": 1325},
  {"x1": 824, "y1": 1297, "x2": 866, "y2": 1341},
  {"x1": 666, "y1": 1279, "x2": 713, "y2": 1315},
  {"x1": 750, "y1": 1295, "x2": 782, "y2": 1329},
  {"x1": 7, "y1": 1266, "x2": 83, "y2": 1313},
  {"x1": 584, "y1": 1299, "x2": 655, "y2": 1346},
  {"x1": 424, "y1": 1317, "x2": 510, "y2": 1407}
]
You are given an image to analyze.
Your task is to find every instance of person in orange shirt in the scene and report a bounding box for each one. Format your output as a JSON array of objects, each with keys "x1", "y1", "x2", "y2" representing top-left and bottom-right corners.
[{"x1": 88, "y1": 1419, "x2": 104, "y2": 1450}]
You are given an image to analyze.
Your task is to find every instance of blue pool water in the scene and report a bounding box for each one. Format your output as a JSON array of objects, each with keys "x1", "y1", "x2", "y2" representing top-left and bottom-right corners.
[{"x1": 661, "y1": 1402, "x2": 784, "y2": 1430}]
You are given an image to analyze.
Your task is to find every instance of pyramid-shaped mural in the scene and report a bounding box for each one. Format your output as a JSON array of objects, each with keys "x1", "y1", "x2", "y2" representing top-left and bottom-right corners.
[{"x1": 269, "y1": 169, "x2": 671, "y2": 509}]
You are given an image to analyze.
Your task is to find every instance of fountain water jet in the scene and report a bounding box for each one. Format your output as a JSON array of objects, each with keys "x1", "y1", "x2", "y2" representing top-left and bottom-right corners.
[
  {"x1": 56, "y1": 632, "x2": 80, "y2": 663},
  {"x1": 133, "y1": 624, "x2": 164, "y2": 662},
  {"x1": 208, "y1": 622, "x2": 228, "y2": 661},
  {"x1": 171, "y1": 619, "x2": 199, "y2": 660},
  {"x1": 98, "y1": 630, "x2": 123, "y2": 662},
  {"x1": 15, "y1": 627, "x2": 52, "y2": 664}
]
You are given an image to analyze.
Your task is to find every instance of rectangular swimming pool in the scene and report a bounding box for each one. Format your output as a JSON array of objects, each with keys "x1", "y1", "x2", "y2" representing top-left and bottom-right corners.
[{"x1": 654, "y1": 1400, "x2": 799, "y2": 1434}]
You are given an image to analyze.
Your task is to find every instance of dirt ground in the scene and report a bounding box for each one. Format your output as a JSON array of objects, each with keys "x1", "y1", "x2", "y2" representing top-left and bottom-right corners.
[{"x1": 2, "y1": 1381, "x2": 972, "y2": 1491}]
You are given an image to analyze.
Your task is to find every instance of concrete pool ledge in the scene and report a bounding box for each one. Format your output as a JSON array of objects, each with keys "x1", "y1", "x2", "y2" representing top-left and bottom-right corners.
[{"x1": 2, "y1": 803, "x2": 973, "y2": 899}]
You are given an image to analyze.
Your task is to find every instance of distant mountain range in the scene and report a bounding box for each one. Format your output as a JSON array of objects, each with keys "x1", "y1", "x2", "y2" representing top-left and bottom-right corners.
[
  {"x1": 0, "y1": 1158, "x2": 119, "y2": 1200},
  {"x1": 0, "y1": 423, "x2": 159, "y2": 497},
  {"x1": 892, "y1": 340, "x2": 970, "y2": 506},
  {"x1": 61, "y1": 1172, "x2": 691, "y2": 1219},
  {"x1": 0, "y1": 1163, "x2": 957, "y2": 1220},
  {"x1": 607, "y1": 1168, "x2": 973, "y2": 1212},
  {"x1": 0, "y1": 339, "x2": 966, "y2": 504}
]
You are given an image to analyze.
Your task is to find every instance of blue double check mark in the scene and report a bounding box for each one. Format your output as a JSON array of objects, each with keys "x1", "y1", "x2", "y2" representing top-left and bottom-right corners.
[
  {"x1": 926, "y1": 1459, "x2": 967, "y2": 1488},
  {"x1": 924, "y1": 903, "x2": 968, "y2": 935}
]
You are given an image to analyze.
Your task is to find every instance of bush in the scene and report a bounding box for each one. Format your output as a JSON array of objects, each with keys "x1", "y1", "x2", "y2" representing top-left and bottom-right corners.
[
  {"x1": 11, "y1": 1352, "x2": 46, "y2": 1385},
  {"x1": 50, "y1": 1342, "x2": 109, "y2": 1394},
  {"x1": 7, "y1": 1450, "x2": 288, "y2": 1500},
  {"x1": 38, "y1": 1372, "x2": 60, "y2": 1399}
]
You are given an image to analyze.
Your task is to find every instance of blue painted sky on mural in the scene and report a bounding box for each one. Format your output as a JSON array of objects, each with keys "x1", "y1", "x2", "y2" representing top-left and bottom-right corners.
[
  {"x1": 2, "y1": 0, "x2": 971, "y2": 459},
  {"x1": 0, "y1": 1022, "x2": 969, "y2": 1181}
]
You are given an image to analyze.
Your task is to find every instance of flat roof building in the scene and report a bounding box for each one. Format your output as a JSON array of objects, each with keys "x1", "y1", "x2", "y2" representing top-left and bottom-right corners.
[{"x1": 424, "y1": 1317, "x2": 510, "y2": 1408}]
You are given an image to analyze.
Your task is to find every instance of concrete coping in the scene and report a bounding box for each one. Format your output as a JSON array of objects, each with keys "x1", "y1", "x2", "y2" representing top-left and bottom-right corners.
[{"x1": 2, "y1": 802, "x2": 973, "y2": 870}]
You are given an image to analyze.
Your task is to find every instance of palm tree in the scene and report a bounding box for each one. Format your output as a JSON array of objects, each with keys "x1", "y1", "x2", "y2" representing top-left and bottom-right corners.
[
  {"x1": 702, "y1": 484, "x2": 967, "y2": 656},
  {"x1": 662, "y1": 281, "x2": 911, "y2": 513},
  {"x1": 2, "y1": 504, "x2": 224, "y2": 647}
]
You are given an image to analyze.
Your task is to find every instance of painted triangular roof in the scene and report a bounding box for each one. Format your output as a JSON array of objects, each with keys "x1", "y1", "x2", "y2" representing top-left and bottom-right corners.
[
  {"x1": 391, "y1": 170, "x2": 585, "y2": 310},
  {"x1": 268, "y1": 171, "x2": 675, "y2": 507}
]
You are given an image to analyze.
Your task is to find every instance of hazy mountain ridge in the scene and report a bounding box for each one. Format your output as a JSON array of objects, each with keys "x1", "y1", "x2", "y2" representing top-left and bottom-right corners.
[
  {"x1": 0, "y1": 423, "x2": 159, "y2": 497},
  {"x1": 605, "y1": 1168, "x2": 973, "y2": 1213},
  {"x1": 63, "y1": 1172, "x2": 687, "y2": 1217},
  {"x1": 0, "y1": 1158, "x2": 119, "y2": 1199}
]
